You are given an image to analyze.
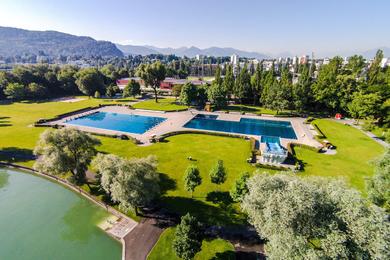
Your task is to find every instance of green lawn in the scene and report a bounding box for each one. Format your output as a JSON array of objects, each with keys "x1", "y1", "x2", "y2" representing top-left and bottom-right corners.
[
  {"x1": 295, "y1": 119, "x2": 385, "y2": 191},
  {"x1": 132, "y1": 98, "x2": 187, "y2": 111},
  {"x1": 221, "y1": 104, "x2": 279, "y2": 115},
  {"x1": 0, "y1": 98, "x2": 385, "y2": 224},
  {"x1": 148, "y1": 228, "x2": 235, "y2": 260}
]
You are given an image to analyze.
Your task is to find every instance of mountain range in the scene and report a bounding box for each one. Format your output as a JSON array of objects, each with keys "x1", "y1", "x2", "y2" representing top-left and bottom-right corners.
[
  {"x1": 0, "y1": 26, "x2": 123, "y2": 57},
  {"x1": 116, "y1": 44, "x2": 269, "y2": 59},
  {"x1": 0, "y1": 26, "x2": 388, "y2": 59}
]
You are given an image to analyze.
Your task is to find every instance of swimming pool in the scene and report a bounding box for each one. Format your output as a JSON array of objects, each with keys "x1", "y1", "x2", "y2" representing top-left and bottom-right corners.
[
  {"x1": 184, "y1": 115, "x2": 297, "y2": 139},
  {"x1": 66, "y1": 112, "x2": 166, "y2": 134}
]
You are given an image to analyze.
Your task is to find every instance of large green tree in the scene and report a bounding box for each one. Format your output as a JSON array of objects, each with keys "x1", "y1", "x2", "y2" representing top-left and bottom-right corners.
[
  {"x1": 208, "y1": 67, "x2": 227, "y2": 108},
  {"x1": 136, "y1": 61, "x2": 166, "y2": 102},
  {"x1": 34, "y1": 128, "x2": 101, "y2": 184},
  {"x1": 348, "y1": 92, "x2": 382, "y2": 122},
  {"x1": 4, "y1": 82, "x2": 27, "y2": 100},
  {"x1": 75, "y1": 68, "x2": 105, "y2": 96},
  {"x1": 250, "y1": 63, "x2": 263, "y2": 105},
  {"x1": 223, "y1": 64, "x2": 235, "y2": 99},
  {"x1": 242, "y1": 173, "x2": 390, "y2": 259},
  {"x1": 180, "y1": 82, "x2": 198, "y2": 106},
  {"x1": 92, "y1": 154, "x2": 160, "y2": 215},
  {"x1": 234, "y1": 63, "x2": 251, "y2": 104},
  {"x1": 172, "y1": 213, "x2": 203, "y2": 260},
  {"x1": 367, "y1": 50, "x2": 384, "y2": 86},
  {"x1": 122, "y1": 80, "x2": 141, "y2": 98},
  {"x1": 312, "y1": 57, "x2": 343, "y2": 112},
  {"x1": 293, "y1": 64, "x2": 312, "y2": 112}
]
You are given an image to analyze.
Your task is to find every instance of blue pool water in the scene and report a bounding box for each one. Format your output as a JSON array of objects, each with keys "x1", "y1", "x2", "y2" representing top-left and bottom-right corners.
[
  {"x1": 67, "y1": 112, "x2": 166, "y2": 134},
  {"x1": 184, "y1": 115, "x2": 297, "y2": 139}
]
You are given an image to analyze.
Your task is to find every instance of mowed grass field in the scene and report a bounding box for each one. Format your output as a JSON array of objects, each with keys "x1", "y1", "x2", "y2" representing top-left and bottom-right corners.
[
  {"x1": 295, "y1": 119, "x2": 385, "y2": 191},
  {"x1": 148, "y1": 228, "x2": 235, "y2": 260},
  {"x1": 0, "y1": 98, "x2": 385, "y2": 224},
  {"x1": 132, "y1": 97, "x2": 187, "y2": 111}
]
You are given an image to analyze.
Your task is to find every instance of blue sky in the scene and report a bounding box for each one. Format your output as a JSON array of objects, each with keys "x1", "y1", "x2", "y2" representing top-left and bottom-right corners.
[{"x1": 0, "y1": 0, "x2": 389, "y2": 56}]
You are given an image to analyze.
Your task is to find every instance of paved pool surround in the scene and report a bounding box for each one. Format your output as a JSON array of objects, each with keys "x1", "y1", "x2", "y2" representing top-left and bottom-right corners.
[{"x1": 48, "y1": 106, "x2": 321, "y2": 148}]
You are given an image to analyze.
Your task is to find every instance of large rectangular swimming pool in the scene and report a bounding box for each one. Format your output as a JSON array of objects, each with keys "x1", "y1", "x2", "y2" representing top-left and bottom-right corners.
[
  {"x1": 184, "y1": 115, "x2": 297, "y2": 139},
  {"x1": 66, "y1": 112, "x2": 166, "y2": 134}
]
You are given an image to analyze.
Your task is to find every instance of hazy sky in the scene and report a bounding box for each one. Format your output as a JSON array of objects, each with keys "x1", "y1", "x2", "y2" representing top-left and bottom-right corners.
[{"x1": 0, "y1": 0, "x2": 389, "y2": 56}]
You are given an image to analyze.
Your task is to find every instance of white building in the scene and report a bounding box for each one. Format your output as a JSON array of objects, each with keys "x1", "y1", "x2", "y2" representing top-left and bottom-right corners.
[
  {"x1": 230, "y1": 54, "x2": 239, "y2": 66},
  {"x1": 380, "y1": 58, "x2": 389, "y2": 68}
]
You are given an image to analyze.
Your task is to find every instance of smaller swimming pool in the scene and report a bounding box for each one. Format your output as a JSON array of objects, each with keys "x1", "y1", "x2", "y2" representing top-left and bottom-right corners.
[{"x1": 66, "y1": 112, "x2": 166, "y2": 134}]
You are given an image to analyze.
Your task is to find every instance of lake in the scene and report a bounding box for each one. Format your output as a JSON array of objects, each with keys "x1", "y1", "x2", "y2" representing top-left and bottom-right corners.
[{"x1": 0, "y1": 168, "x2": 121, "y2": 260}]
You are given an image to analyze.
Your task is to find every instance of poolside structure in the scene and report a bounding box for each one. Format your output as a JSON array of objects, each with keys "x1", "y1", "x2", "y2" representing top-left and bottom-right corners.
[{"x1": 260, "y1": 136, "x2": 288, "y2": 164}]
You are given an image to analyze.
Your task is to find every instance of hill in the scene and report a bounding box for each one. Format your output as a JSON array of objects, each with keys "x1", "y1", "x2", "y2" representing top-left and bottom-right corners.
[{"x1": 0, "y1": 26, "x2": 123, "y2": 57}]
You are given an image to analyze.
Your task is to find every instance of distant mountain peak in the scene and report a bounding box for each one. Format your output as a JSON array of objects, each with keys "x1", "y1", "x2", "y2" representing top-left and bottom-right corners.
[{"x1": 116, "y1": 44, "x2": 269, "y2": 59}]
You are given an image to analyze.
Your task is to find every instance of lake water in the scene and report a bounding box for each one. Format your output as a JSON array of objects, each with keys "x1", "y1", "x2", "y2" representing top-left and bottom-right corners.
[
  {"x1": 184, "y1": 115, "x2": 297, "y2": 139},
  {"x1": 67, "y1": 111, "x2": 166, "y2": 134},
  {"x1": 0, "y1": 168, "x2": 121, "y2": 260}
]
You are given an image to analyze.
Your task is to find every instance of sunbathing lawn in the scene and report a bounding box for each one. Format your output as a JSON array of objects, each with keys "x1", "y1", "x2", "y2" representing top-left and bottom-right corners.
[
  {"x1": 221, "y1": 104, "x2": 279, "y2": 115},
  {"x1": 295, "y1": 119, "x2": 385, "y2": 192},
  {"x1": 132, "y1": 98, "x2": 187, "y2": 111},
  {"x1": 148, "y1": 228, "x2": 235, "y2": 260},
  {"x1": 0, "y1": 98, "x2": 385, "y2": 224}
]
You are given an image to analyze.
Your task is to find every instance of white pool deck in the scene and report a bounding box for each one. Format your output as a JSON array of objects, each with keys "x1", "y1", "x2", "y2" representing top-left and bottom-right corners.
[{"x1": 47, "y1": 105, "x2": 322, "y2": 148}]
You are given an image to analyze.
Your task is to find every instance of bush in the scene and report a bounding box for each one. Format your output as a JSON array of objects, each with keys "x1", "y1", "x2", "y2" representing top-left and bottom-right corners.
[{"x1": 94, "y1": 91, "x2": 101, "y2": 99}]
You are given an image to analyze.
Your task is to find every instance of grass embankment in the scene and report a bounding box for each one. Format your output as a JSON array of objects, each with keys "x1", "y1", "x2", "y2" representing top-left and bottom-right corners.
[
  {"x1": 148, "y1": 227, "x2": 235, "y2": 260},
  {"x1": 295, "y1": 119, "x2": 385, "y2": 191},
  {"x1": 132, "y1": 98, "x2": 187, "y2": 111}
]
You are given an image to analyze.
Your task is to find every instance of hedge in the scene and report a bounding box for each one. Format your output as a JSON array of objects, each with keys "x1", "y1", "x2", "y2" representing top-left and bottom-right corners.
[{"x1": 157, "y1": 130, "x2": 249, "y2": 142}]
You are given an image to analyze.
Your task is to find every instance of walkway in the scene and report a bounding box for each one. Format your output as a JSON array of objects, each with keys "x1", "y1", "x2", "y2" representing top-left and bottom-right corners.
[{"x1": 123, "y1": 218, "x2": 164, "y2": 260}]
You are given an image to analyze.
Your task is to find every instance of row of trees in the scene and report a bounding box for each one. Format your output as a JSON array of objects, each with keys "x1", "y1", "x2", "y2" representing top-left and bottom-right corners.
[
  {"x1": 183, "y1": 160, "x2": 227, "y2": 197},
  {"x1": 0, "y1": 64, "x2": 128, "y2": 100},
  {"x1": 33, "y1": 128, "x2": 161, "y2": 215}
]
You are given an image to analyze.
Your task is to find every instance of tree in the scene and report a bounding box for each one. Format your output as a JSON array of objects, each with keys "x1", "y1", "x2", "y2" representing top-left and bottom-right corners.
[
  {"x1": 4, "y1": 82, "x2": 27, "y2": 100},
  {"x1": 367, "y1": 148, "x2": 390, "y2": 212},
  {"x1": 293, "y1": 64, "x2": 312, "y2": 112},
  {"x1": 106, "y1": 84, "x2": 119, "y2": 98},
  {"x1": 348, "y1": 92, "x2": 382, "y2": 122},
  {"x1": 209, "y1": 160, "x2": 227, "y2": 186},
  {"x1": 92, "y1": 153, "x2": 123, "y2": 194},
  {"x1": 122, "y1": 80, "x2": 141, "y2": 98},
  {"x1": 367, "y1": 50, "x2": 384, "y2": 86},
  {"x1": 172, "y1": 84, "x2": 183, "y2": 99},
  {"x1": 250, "y1": 63, "x2": 262, "y2": 105},
  {"x1": 346, "y1": 55, "x2": 365, "y2": 76},
  {"x1": 136, "y1": 61, "x2": 166, "y2": 102},
  {"x1": 230, "y1": 172, "x2": 250, "y2": 202},
  {"x1": 184, "y1": 165, "x2": 202, "y2": 198},
  {"x1": 234, "y1": 63, "x2": 251, "y2": 104},
  {"x1": 208, "y1": 69, "x2": 227, "y2": 108},
  {"x1": 180, "y1": 82, "x2": 197, "y2": 106},
  {"x1": 27, "y1": 82, "x2": 47, "y2": 99},
  {"x1": 173, "y1": 213, "x2": 203, "y2": 260},
  {"x1": 57, "y1": 65, "x2": 78, "y2": 94},
  {"x1": 223, "y1": 64, "x2": 235, "y2": 99},
  {"x1": 75, "y1": 68, "x2": 105, "y2": 96},
  {"x1": 242, "y1": 173, "x2": 390, "y2": 259},
  {"x1": 260, "y1": 64, "x2": 275, "y2": 106},
  {"x1": 312, "y1": 57, "x2": 343, "y2": 112},
  {"x1": 92, "y1": 154, "x2": 160, "y2": 215},
  {"x1": 33, "y1": 128, "x2": 101, "y2": 184}
]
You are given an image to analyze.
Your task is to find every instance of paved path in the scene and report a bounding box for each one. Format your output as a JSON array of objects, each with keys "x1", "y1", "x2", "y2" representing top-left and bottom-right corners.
[{"x1": 123, "y1": 218, "x2": 164, "y2": 260}]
